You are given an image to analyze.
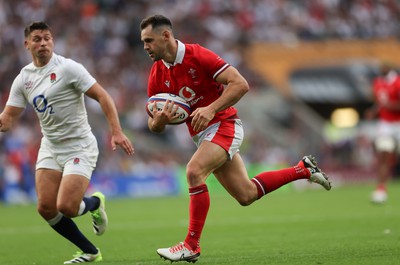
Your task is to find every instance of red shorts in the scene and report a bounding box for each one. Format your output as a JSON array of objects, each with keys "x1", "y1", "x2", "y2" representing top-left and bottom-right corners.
[{"x1": 192, "y1": 119, "x2": 244, "y2": 160}]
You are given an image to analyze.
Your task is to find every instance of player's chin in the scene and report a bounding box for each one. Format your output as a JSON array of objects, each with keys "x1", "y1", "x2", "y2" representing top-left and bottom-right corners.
[
  {"x1": 148, "y1": 54, "x2": 159, "y2": 61},
  {"x1": 37, "y1": 50, "x2": 50, "y2": 57}
]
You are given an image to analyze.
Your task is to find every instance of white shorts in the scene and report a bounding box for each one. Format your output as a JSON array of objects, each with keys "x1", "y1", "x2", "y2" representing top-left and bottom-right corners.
[
  {"x1": 375, "y1": 120, "x2": 400, "y2": 152},
  {"x1": 36, "y1": 133, "x2": 99, "y2": 179},
  {"x1": 192, "y1": 119, "x2": 244, "y2": 160}
]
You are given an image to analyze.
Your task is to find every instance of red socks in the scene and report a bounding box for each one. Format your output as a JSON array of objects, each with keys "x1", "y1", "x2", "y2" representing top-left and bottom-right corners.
[
  {"x1": 184, "y1": 184, "x2": 209, "y2": 251},
  {"x1": 376, "y1": 184, "x2": 386, "y2": 191},
  {"x1": 251, "y1": 163, "x2": 310, "y2": 199}
]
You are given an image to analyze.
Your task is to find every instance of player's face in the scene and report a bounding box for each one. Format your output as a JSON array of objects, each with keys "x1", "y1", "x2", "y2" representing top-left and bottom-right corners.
[
  {"x1": 25, "y1": 29, "x2": 54, "y2": 65},
  {"x1": 141, "y1": 26, "x2": 167, "y2": 62}
]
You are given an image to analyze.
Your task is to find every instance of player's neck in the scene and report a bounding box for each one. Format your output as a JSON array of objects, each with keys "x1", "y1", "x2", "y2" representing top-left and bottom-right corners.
[{"x1": 164, "y1": 41, "x2": 178, "y2": 64}]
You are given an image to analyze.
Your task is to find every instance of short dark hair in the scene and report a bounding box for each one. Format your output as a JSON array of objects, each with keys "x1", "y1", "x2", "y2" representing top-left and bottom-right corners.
[
  {"x1": 140, "y1": 14, "x2": 172, "y2": 31},
  {"x1": 24, "y1": 21, "x2": 52, "y2": 38}
]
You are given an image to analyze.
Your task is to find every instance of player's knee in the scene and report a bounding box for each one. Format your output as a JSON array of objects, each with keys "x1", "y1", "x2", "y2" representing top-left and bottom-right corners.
[
  {"x1": 57, "y1": 202, "x2": 78, "y2": 218},
  {"x1": 236, "y1": 196, "x2": 254, "y2": 207},
  {"x1": 186, "y1": 163, "x2": 204, "y2": 186},
  {"x1": 37, "y1": 202, "x2": 57, "y2": 220}
]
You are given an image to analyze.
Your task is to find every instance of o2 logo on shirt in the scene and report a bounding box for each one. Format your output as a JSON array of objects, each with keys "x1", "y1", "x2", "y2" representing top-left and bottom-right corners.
[{"x1": 33, "y1": 94, "x2": 55, "y2": 114}]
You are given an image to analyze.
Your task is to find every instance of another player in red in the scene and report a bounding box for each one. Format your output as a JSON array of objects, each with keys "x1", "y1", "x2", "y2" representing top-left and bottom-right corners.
[
  {"x1": 365, "y1": 63, "x2": 400, "y2": 203},
  {"x1": 140, "y1": 14, "x2": 331, "y2": 263}
]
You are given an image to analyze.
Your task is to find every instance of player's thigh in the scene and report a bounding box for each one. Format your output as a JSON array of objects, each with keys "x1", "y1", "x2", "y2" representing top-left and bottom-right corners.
[
  {"x1": 35, "y1": 168, "x2": 63, "y2": 215},
  {"x1": 187, "y1": 140, "x2": 228, "y2": 185},
  {"x1": 213, "y1": 153, "x2": 257, "y2": 202},
  {"x1": 57, "y1": 174, "x2": 90, "y2": 216}
]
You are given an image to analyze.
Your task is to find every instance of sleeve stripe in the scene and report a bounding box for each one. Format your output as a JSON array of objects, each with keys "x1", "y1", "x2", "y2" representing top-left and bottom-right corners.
[{"x1": 213, "y1": 63, "x2": 230, "y2": 80}]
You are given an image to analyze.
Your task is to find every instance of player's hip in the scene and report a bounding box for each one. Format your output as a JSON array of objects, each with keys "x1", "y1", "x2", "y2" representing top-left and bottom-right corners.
[{"x1": 192, "y1": 118, "x2": 243, "y2": 160}]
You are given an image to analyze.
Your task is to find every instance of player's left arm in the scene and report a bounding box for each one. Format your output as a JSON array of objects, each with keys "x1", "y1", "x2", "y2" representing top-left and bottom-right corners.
[
  {"x1": 85, "y1": 83, "x2": 134, "y2": 155},
  {"x1": 190, "y1": 66, "x2": 249, "y2": 132}
]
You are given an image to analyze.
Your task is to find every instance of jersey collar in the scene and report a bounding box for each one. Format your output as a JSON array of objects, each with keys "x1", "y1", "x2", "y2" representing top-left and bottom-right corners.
[{"x1": 162, "y1": 40, "x2": 185, "y2": 68}]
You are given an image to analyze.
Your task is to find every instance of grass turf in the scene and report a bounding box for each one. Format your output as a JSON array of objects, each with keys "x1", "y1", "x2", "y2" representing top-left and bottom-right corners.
[{"x1": 0, "y1": 182, "x2": 399, "y2": 265}]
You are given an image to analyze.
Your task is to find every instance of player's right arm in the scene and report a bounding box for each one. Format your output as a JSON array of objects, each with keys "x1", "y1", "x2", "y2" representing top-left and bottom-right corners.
[{"x1": 0, "y1": 105, "x2": 24, "y2": 132}]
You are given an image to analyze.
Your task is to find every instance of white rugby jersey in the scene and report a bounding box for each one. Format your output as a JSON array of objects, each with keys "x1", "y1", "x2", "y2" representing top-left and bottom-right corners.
[{"x1": 7, "y1": 53, "x2": 96, "y2": 142}]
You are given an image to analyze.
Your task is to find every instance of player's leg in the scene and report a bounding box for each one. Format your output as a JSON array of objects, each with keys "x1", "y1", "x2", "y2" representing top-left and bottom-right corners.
[
  {"x1": 214, "y1": 153, "x2": 330, "y2": 205},
  {"x1": 59, "y1": 134, "x2": 107, "y2": 236},
  {"x1": 59, "y1": 136, "x2": 105, "y2": 263},
  {"x1": 157, "y1": 141, "x2": 228, "y2": 263},
  {"x1": 371, "y1": 134, "x2": 396, "y2": 203},
  {"x1": 37, "y1": 135, "x2": 103, "y2": 263},
  {"x1": 58, "y1": 173, "x2": 106, "y2": 236},
  {"x1": 35, "y1": 168, "x2": 62, "y2": 220},
  {"x1": 35, "y1": 169, "x2": 102, "y2": 263},
  {"x1": 372, "y1": 150, "x2": 394, "y2": 203},
  {"x1": 57, "y1": 173, "x2": 102, "y2": 263},
  {"x1": 214, "y1": 152, "x2": 309, "y2": 206},
  {"x1": 213, "y1": 153, "x2": 257, "y2": 205}
]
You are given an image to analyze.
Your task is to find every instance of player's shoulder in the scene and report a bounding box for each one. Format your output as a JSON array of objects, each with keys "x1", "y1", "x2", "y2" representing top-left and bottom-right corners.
[
  {"x1": 20, "y1": 62, "x2": 34, "y2": 73},
  {"x1": 52, "y1": 53, "x2": 79, "y2": 67},
  {"x1": 184, "y1": 43, "x2": 208, "y2": 54},
  {"x1": 18, "y1": 61, "x2": 38, "y2": 83},
  {"x1": 54, "y1": 54, "x2": 89, "y2": 77},
  {"x1": 185, "y1": 43, "x2": 222, "y2": 64}
]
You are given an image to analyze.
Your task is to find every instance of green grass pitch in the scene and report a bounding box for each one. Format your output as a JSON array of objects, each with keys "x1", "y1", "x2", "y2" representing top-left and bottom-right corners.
[{"x1": 0, "y1": 182, "x2": 399, "y2": 265}]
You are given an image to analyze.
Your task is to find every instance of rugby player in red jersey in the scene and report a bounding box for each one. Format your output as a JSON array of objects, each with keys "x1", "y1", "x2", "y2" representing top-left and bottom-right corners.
[
  {"x1": 366, "y1": 63, "x2": 400, "y2": 203},
  {"x1": 140, "y1": 14, "x2": 331, "y2": 263}
]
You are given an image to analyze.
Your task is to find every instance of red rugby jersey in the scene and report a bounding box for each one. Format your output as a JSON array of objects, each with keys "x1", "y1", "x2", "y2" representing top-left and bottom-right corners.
[
  {"x1": 373, "y1": 71, "x2": 400, "y2": 122},
  {"x1": 147, "y1": 40, "x2": 238, "y2": 136}
]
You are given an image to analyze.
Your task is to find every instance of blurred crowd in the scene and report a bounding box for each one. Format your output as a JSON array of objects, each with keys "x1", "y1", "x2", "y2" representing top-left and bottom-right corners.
[{"x1": 0, "y1": 0, "x2": 399, "y2": 201}]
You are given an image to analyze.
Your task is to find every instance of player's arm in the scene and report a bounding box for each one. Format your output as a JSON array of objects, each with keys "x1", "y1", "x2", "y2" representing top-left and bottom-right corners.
[
  {"x1": 0, "y1": 105, "x2": 25, "y2": 132},
  {"x1": 190, "y1": 66, "x2": 249, "y2": 132},
  {"x1": 85, "y1": 83, "x2": 134, "y2": 155},
  {"x1": 210, "y1": 66, "x2": 249, "y2": 113}
]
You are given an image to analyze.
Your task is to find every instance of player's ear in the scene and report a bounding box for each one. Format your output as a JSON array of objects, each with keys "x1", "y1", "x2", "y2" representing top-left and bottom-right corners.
[{"x1": 162, "y1": 29, "x2": 171, "y2": 40}]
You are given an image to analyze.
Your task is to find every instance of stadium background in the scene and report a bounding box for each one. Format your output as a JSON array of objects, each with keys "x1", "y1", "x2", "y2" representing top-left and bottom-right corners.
[{"x1": 0, "y1": 0, "x2": 399, "y2": 204}]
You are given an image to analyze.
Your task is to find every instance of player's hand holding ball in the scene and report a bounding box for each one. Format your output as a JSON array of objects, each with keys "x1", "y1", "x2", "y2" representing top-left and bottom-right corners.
[
  {"x1": 146, "y1": 93, "x2": 191, "y2": 125},
  {"x1": 151, "y1": 99, "x2": 180, "y2": 124}
]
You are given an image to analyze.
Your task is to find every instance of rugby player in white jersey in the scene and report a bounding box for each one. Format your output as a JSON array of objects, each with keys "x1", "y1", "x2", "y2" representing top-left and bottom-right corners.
[{"x1": 0, "y1": 21, "x2": 134, "y2": 264}]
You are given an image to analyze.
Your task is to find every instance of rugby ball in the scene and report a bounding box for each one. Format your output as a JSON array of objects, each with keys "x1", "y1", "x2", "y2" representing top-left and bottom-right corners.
[{"x1": 146, "y1": 93, "x2": 191, "y2": 124}]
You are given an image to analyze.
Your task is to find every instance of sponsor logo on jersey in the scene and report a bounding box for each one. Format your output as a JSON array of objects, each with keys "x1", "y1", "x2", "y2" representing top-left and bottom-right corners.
[
  {"x1": 25, "y1": 81, "x2": 33, "y2": 90},
  {"x1": 179, "y1": 86, "x2": 196, "y2": 101}
]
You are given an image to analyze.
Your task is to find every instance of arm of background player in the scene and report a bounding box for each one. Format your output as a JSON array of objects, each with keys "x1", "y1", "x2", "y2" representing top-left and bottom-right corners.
[
  {"x1": 190, "y1": 66, "x2": 250, "y2": 132},
  {"x1": 85, "y1": 83, "x2": 134, "y2": 155},
  {"x1": 0, "y1": 105, "x2": 25, "y2": 132}
]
